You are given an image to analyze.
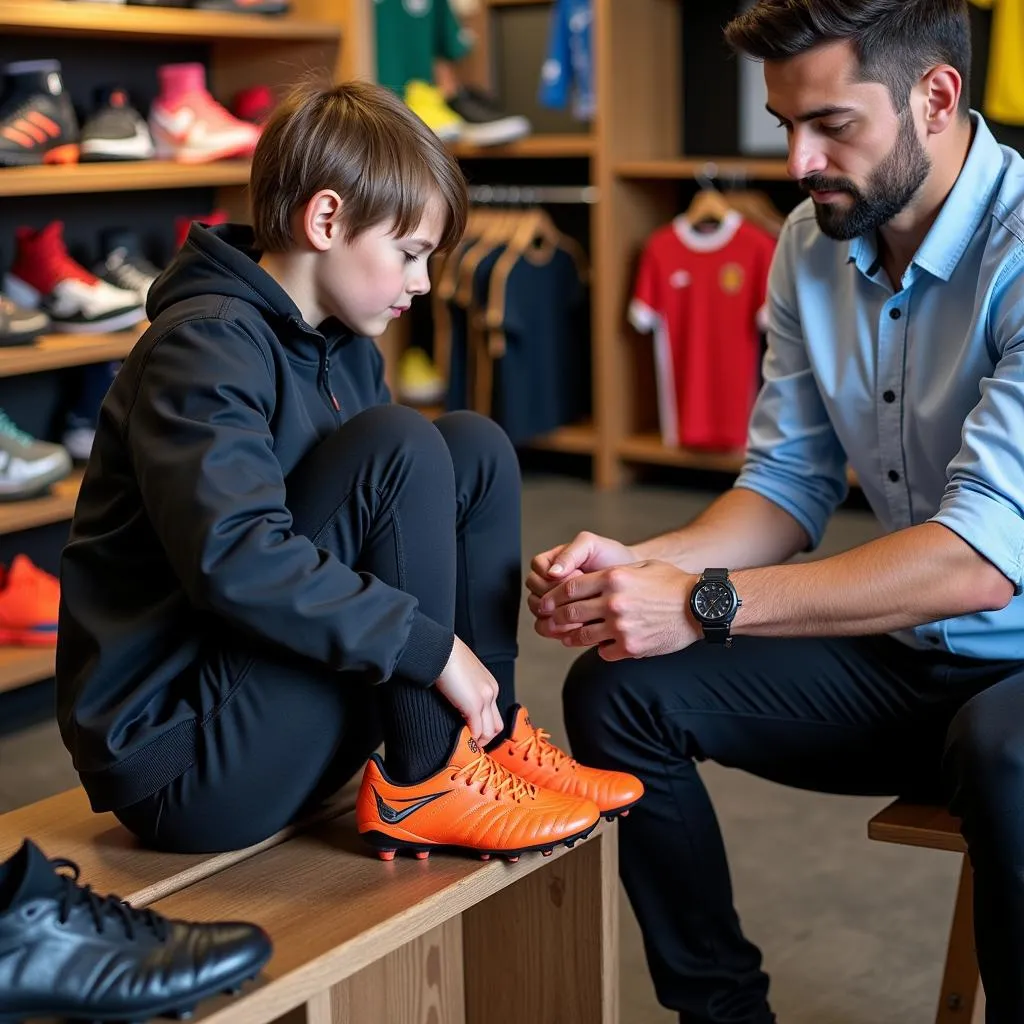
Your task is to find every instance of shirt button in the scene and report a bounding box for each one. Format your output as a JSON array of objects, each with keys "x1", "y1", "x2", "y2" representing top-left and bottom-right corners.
[
  {"x1": 890, "y1": 308, "x2": 902, "y2": 320},
  {"x1": 883, "y1": 390, "x2": 896, "y2": 403},
  {"x1": 888, "y1": 469, "x2": 900, "y2": 482},
  {"x1": 927, "y1": 636, "x2": 941, "y2": 646}
]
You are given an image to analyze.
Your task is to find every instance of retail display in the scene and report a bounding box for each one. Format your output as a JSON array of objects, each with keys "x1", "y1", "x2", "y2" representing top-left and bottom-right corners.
[
  {"x1": 0, "y1": 294, "x2": 49, "y2": 347},
  {"x1": 0, "y1": 554, "x2": 60, "y2": 644},
  {"x1": 397, "y1": 345, "x2": 446, "y2": 405},
  {"x1": 95, "y1": 230, "x2": 163, "y2": 302},
  {"x1": 5, "y1": 222, "x2": 145, "y2": 334},
  {"x1": 233, "y1": 83, "x2": 276, "y2": 125},
  {"x1": 0, "y1": 839, "x2": 273, "y2": 1021},
  {"x1": 0, "y1": 412, "x2": 72, "y2": 502},
  {"x1": 447, "y1": 86, "x2": 532, "y2": 147},
  {"x1": 375, "y1": 0, "x2": 473, "y2": 97},
  {"x1": 79, "y1": 87, "x2": 155, "y2": 162},
  {"x1": 149, "y1": 63, "x2": 260, "y2": 164},
  {"x1": 63, "y1": 360, "x2": 121, "y2": 463},
  {"x1": 404, "y1": 80, "x2": 463, "y2": 142},
  {"x1": 0, "y1": 59, "x2": 79, "y2": 167},
  {"x1": 356, "y1": 724, "x2": 600, "y2": 861},
  {"x1": 175, "y1": 209, "x2": 229, "y2": 250},
  {"x1": 539, "y1": 0, "x2": 595, "y2": 122},
  {"x1": 192, "y1": 0, "x2": 288, "y2": 11},
  {"x1": 628, "y1": 202, "x2": 776, "y2": 451}
]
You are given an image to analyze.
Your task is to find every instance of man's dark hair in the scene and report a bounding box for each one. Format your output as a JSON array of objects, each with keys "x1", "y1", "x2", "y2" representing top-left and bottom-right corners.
[{"x1": 725, "y1": 0, "x2": 972, "y2": 117}]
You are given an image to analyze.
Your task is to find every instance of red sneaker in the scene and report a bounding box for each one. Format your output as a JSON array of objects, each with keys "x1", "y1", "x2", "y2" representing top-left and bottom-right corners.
[{"x1": 0, "y1": 555, "x2": 59, "y2": 646}]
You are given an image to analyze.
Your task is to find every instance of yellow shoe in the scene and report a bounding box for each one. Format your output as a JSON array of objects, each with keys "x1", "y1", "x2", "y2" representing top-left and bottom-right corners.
[
  {"x1": 404, "y1": 81, "x2": 463, "y2": 142},
  {"x1": 398, "y1": 347, "x2": 446, "y2": 405}
]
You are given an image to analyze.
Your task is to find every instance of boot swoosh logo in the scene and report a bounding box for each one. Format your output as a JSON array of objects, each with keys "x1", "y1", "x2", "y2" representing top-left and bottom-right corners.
[{"x1": 372, "y1": 786, "x2": 449, "y2": 824}]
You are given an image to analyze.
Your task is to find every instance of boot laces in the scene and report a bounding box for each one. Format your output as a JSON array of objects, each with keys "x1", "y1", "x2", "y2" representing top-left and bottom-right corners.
[
  {"x1": 511, "y1": 724, "x2": 575, "y2": 773},
  {"x1": 453, "y1": 753, "x2": 536, "y2": 802},
  {"x1": 52, "y1": 859, "x2": 170, "y2": 942}
]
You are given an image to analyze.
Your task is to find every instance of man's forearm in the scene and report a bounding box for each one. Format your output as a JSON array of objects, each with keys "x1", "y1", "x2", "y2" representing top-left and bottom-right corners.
[
  {"x1": 732, "y1": 522, "x2": 1014, "y2": 637},
  {"x1": 631, "y1": 487, "x2": 810, "y2": 572}
]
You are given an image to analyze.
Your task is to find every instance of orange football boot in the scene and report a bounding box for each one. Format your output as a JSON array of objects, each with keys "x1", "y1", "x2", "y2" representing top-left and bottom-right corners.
[
  {"x1": 357, "y1": 725, "x2": 600, "y2": 862},
  {"x1": 0, "y1": 555, "x2": 59, "y2": 646},
  {"x1": 489, "y1": 705, "x2": 644, "y2": 820}
]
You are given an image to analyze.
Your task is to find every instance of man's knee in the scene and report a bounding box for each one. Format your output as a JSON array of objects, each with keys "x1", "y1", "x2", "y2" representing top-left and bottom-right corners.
[{"x1": 434, "y1": 411, "x2": 519, "y2": 496}]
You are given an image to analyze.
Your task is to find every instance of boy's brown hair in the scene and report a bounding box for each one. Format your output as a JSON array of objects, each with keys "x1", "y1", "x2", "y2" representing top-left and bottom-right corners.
[{"x1": 250, "y1": 78, "x2": 469, "y2": 253}]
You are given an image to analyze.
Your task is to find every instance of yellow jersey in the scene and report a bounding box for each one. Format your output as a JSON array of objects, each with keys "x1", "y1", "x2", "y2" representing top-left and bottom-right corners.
[{"x1": 972, "y1": 0, "x2": 1024, "y2": 125}]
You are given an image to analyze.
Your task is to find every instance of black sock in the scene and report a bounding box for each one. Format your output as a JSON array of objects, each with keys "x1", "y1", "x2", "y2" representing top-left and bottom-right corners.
[{"x1": 380, "y1": 679, "x2": 464, "y2": 784}]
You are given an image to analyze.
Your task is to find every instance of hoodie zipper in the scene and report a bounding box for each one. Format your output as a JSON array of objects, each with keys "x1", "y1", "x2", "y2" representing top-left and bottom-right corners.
[{"x1": 323, "y1": 353, "x2": 340, "y2": 415}]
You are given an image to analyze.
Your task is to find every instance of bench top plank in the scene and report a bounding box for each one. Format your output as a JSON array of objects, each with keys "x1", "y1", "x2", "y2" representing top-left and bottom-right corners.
[
  {"x1": 867, "y1": 800, "x2": 965, "y2": 854},
  {"x1": 153, "y1": 815, "x2": 614, "y2": 1024},
  {"x1": 0, "y1": 786, "x2": 357, "y2": 908}
]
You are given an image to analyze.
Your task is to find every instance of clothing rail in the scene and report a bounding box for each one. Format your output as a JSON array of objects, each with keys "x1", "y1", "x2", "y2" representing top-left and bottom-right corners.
[{"x1": 468, "y1": 184, "x2": 599, "y2": 205}]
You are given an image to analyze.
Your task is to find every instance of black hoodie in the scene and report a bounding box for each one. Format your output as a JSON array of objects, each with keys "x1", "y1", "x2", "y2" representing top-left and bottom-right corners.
[{"x1": 56, "y1": 224, "x2": 455, "y2": 813}]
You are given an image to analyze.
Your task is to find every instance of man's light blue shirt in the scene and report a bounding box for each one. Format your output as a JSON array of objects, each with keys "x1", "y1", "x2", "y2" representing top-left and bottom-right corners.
[{"x1": 736, "y1": 112, "x2": 1024, "y2": 661}]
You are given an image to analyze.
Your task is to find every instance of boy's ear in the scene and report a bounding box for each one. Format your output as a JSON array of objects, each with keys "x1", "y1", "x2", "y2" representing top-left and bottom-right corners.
[{"x1": 302, "y1": 189, "x2": 344, "y2": 252}]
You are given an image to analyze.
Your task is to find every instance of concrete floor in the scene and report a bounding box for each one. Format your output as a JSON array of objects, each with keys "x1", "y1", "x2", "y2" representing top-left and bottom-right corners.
[{"x1": 0, "y1": 474, "x2": 962, "y2": 1023}]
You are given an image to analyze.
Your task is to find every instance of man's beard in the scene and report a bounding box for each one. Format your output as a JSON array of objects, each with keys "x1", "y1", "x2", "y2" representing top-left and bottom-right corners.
[{"x1": 801, "y1": 111, "x2": 931, "y2": 241}]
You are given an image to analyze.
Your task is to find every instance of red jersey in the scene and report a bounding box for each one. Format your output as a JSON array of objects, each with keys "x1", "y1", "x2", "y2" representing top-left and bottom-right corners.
[{"x1": 629, "y1": 211, "x2": 775, "y2": 450}]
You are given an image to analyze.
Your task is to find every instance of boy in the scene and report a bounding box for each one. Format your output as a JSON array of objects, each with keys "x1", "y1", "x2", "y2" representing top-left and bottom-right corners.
[{"x1": 55, "y1": 80, "x2": 642, "y2": 860}]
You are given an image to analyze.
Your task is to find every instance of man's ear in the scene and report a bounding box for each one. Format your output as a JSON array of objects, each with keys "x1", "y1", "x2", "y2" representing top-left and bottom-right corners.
[
  {"x1": 920, "y1": 64, "x2": 962, "y2": 135},
  {"x1": 301, "y1": 190, "x2": 344, "y2": 252}
]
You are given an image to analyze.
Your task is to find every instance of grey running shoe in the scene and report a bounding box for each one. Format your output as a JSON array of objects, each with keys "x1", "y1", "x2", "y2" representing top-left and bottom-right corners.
[
  {"x1": 0, "y1": 409, "x2": 72, "y2": 500},
  {"x1": 0, "y1": 294, "x2": 49, "y2": 347}
]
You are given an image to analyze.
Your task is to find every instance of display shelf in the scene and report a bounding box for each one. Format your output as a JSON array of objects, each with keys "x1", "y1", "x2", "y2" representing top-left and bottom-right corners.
[
  {"x1": 614, "y1": 157, "x2": 791, "y2": 181},
  {"x1": 0, "y1": 160, "x2": 250, "y2": 198},
  {"x1": 0, "y1": 648, "x2": 56, "y2": 694},
  {"x1": 0, "y1": 329, "x2": 143, "y2": 378},
  {"x1": 525, "y1": 421, "x2": 596, "y2": 455},
  {"x1": 0, "y1": 469, "x2": 84, "y2": 536},
  {"x1": 450, "y1": 135, "x2": 594, "y2": 159},
  {"x1": 0, "y1": 1, "x2": 340, "y2": 42}
]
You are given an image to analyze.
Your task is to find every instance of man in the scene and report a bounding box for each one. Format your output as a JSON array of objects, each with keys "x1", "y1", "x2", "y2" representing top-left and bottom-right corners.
[{"x1": 527, "y1": 1, "x2": 1024, "y2": 1021}]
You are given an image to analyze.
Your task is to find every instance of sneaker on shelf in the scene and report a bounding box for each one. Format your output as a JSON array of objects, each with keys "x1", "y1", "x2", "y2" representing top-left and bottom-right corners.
[
  {"x1": 0, "y1": 294, "x2": 49, "y2": 347},
  {"x1": 232, "y1": 84, "x2": 275, "y2": 125},
  {"x1": 447, "y1": 87, "x2": 531, "y2": 147},
  {"x1": 0, "y1": 840, "x2": 273, "y2": 1019},
  {"x1": 4, "y1": 222, "x2": 146, "y2": 334},
  {"x1": 489, "y1": 704, "x2": 644, "y2": 820},
  {"x1": 128, "y1": 0, "x2": 190, "y2": 6},
  {"x1": 404, "y1": 81, "x2": 463, "y2": 143},
  {"x1": 150, "y1": 63, "x2": 260, "y2": 164},
  {"x1": 397, "y1": 346, "x2": 446, "y2": 406},
  {"x1": 191, "y1": 0, "x2": 289, "y2": 13},
  {"x1": 0, "y1": 555, "x2": 60, "y2": 643},
  {"x1": 175, "y1": 209, "x2": 229, "y2": 250},
  {"x1": 96, "y1": 230, "x2": 163, "y2": 302},
  {"x1": 356, "y1": 724, "x2": 600, "y2": 861},
  {"x1": 0, "y1": 412, "x2": 72, "y2": 506},
  {"x1": 80, "y1": 87, "x2": 155, "y2": 162},
  {"x1": 0, "y1": 59, "x2": 79, "y2": 167},
  {"x1": 62, "y1": 360, "x2": 120, "y2": 463}
]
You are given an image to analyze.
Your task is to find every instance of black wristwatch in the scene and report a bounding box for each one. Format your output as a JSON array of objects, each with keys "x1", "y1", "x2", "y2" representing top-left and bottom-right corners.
[{"x1": 689, "y1": 568, "x2": 741, "y2": 646}]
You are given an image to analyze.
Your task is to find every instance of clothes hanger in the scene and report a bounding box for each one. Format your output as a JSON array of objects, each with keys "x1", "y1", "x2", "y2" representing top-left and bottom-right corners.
[{"x1": 684, "y1": 171, "x2": 734, "y2": 229}]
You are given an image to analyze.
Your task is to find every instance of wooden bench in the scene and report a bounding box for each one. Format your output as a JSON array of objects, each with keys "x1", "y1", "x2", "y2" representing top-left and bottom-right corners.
[
  {"x1": 0, "y1": 787, "x2": 618, "y2": 1024},
  {"x1": 868, "y1": 800, "x2": 982, "y2": 1024}
]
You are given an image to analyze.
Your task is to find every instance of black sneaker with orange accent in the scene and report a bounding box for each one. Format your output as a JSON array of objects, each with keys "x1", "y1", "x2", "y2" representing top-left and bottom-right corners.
[{"x1": 0, "y1": 59, "x2": 79, "y2": 167}]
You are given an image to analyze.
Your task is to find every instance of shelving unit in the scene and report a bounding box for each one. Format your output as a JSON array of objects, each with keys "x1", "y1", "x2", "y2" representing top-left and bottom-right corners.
[
  {"x1": 0, "y1": 162, "x2": 251, "y2": 198},
  {"x1": 615, "y1": 157, "x2": 791, "y2": 180},
  {"x1": 450, "y1": 134, "x2": 594, "y2": 159},
  {"x1": 0, "y1": 331, "x2": 143, "y2": 377},
  {"x1": 0, "y1": 649, "x2": 56, "y2": 695}
]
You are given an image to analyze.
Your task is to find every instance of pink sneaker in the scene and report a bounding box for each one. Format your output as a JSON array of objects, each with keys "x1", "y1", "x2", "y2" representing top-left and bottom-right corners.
[{"x1": 149, "y1": 63, "x2": 259, "y2": 164}]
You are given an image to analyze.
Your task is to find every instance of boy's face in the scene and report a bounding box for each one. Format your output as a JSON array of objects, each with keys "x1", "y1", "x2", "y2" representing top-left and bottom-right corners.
[{"x1": 318, "y1": 198, "x2": 444, "y2": 337}]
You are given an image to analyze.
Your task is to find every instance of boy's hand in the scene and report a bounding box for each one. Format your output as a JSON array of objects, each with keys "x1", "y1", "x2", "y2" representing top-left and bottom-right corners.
[
  {"x1": 434, "y1": 637, "x2": 502, "y2": 746},
  {"x1": 527, "y1": 532, "x2": 636, "y2": 615}
]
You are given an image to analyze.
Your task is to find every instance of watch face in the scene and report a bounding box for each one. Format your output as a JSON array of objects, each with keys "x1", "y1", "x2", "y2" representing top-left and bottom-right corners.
[{"x1": 694, "y1": 582, "x2": 734, "y2": 621}]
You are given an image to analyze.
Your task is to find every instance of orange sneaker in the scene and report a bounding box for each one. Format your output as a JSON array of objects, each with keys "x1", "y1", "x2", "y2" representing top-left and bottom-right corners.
[
  {"x1": 0, "y1": 555, "x2": 59, "y2": 646},
  {"x1": 357, "y1": 725, "x2": 600, "y2": 862},
  {"x1": 489, "y1": 705, "x2": 644, "y2": 820}
]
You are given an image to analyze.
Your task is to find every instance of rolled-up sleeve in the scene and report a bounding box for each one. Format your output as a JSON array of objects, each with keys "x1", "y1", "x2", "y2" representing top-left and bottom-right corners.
[
  {"x1": 735, "y1": 220, "x2": 849, "y2": 549},
  {"x1": 932, "y1": 260, "x2": 1024, "y2": 594}
]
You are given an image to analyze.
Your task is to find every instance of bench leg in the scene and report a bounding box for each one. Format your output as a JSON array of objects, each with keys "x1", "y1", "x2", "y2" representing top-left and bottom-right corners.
[
  {"x1": 936, "y1": 856, "x2": 983, "y2": 1024},
  {"x1": 293, "y1": 918, "x2": 465, "y2": 1024},
  {"x1": 462, "y1": 824, "x2": 619, "y2": 1024}
]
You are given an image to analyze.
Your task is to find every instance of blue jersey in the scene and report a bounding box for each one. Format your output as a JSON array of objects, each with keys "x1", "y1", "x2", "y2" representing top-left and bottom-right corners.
[{"x1": 538, "y1": 0, "x2": 594, "y2": 121}]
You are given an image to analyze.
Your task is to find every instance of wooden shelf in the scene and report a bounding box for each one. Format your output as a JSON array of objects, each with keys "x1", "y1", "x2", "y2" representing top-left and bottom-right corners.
[
  {"x1": 0, "y1": 647, "x2": 56, "y2": 694},
  {"x1": 615, "y1": 157, "x2": 792, "y2": 181},
  {"x1": 450, "y1": 135, "x2": 593, "y2": 159},
  {"x1": 524, "y1": 422, "x2": 596, "y2": 455},
  {"x1": 619, "y1": 433, "x2": 746, "y2": 473},
  {"x1": 0, "y1": 1, "x2": 340, "y2": 41},
  {"x1": 0, "y1": 160, "x2": 250, "y2": 198},
  {"x1": 0, "y1": 469, "x2": 83, "y2": 535},
  {"x1": 0, "y1": 329, "x2": 143, "y2": 378},
  {"x1": 486, "y1": 0, "x2": 553, "y2": 5}
]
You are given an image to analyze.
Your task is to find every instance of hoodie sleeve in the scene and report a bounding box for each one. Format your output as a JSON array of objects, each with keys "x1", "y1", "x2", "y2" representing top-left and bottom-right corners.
[{"x1": 124, "y1": 318, "x2": 453, "y2": 686}]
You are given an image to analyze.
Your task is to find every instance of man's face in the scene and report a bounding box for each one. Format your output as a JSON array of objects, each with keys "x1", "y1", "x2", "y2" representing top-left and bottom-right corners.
[{"x1": 765, "y1": 40, "x2": 931, "y2": 240}]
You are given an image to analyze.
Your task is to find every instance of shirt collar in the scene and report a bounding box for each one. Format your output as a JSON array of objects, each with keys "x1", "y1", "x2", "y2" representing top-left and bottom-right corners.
[{"x1": 846, "y1": 111, "x2": 1005, "y2": 283}]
